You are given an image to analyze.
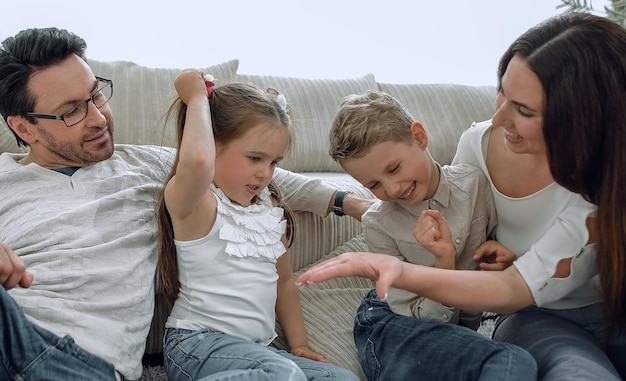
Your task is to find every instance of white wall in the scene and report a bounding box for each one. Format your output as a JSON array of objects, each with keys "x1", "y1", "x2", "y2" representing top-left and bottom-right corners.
[{"x1": 0, "y1": 0, "x2": 610, "y2": 86}]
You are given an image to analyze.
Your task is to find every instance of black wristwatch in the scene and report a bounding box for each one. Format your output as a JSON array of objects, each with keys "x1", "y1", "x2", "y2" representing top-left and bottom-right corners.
[{"x1": 333, "y1": 191, "x2": 352, "y2": 216}]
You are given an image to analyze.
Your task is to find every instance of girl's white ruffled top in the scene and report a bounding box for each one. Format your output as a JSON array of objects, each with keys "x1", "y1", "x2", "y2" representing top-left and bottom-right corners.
[
  {"x1": 217, "y1": 187, "x2": 287, "y2": 260},
  {"x1": 166, "y1": 186, "x2": 287, "y2": 345}
]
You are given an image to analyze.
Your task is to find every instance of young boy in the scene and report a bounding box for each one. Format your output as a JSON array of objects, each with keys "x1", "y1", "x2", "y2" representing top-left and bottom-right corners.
[{"x1": 328, "y1": 90, "x2": 529, "y2": 380}]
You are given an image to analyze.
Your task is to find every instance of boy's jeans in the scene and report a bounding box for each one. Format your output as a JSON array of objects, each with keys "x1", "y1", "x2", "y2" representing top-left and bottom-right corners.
[
  {"x1": 0, "y1": 286, "x2": 117, "y2": 380},
  {"x1": 354, "y1": 289, "x2": 537, "y2": 381}
]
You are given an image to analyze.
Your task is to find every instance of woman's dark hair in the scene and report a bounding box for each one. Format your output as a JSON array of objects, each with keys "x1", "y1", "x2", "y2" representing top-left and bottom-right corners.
[
  {"x1": 0, "y1": 27, "x2": 88, "y2": 146},
  {"x1": 498, "y1": 12, "x2": 626, "y2": 328}
]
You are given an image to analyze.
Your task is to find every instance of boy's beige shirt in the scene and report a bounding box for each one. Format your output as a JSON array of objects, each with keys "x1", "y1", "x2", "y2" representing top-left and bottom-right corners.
[{"x1": 362, "y1": 163, "x2": 496, "y2": 329}]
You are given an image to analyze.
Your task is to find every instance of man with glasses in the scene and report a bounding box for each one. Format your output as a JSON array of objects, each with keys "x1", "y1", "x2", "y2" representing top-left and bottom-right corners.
[
  {"x1": 27, "y1": 77, "x2": 113, "y2": 128},
  {"x1": 0, "y1": 28, "x2": 371, "y2": 380}
]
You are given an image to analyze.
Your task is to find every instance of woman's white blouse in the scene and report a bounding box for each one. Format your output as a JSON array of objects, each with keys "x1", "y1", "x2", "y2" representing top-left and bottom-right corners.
[{"x1": 452, "y1": 120, "x2": 602, "y2": 309}]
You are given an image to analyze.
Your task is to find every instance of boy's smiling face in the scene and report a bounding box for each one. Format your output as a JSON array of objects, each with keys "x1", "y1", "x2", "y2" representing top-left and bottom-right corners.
[{"x1": 341, "y1": 122, "x2": 439, "y2": 205}]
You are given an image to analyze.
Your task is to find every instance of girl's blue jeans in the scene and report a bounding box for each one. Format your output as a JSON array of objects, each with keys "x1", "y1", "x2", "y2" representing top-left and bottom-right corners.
[
  {"x1": 164, "y1": 327, "x2": 360, "y2": 381},
  {"x1": 493, "y1": 304, "x2": 626, "y2": 380},
  {"x1": 353, "y1": 289, "x2": 537, "y2": 381},
  {"x1": 0, "y1": 286, "x2": 117, "y2": 380}
]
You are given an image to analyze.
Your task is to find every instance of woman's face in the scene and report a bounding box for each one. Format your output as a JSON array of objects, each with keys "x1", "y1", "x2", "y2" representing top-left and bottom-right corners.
[{"x1": 492, "y1": 54, "x2": 547, "y2": 156}]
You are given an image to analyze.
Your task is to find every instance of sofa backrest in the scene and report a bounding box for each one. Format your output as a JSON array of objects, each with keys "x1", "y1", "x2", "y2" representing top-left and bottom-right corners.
[{"x1": 0, "y1": 58, "x2": 497, "y2": 168}]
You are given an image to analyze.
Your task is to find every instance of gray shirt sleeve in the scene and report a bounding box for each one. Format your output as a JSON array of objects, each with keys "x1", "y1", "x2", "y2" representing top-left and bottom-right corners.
[{"x1": 273, "y1": 167, "x2": 335, "y2": 216}]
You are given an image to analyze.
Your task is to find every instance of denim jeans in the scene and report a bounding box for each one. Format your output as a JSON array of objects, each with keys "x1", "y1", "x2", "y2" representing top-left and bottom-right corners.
[
  {"x1": 493, "y1": 304, "x2": 626, "y2": 381},
  {"x1": 0, "y1": 286, "x2": 117, "y2": 381},
  {"x1": 164, "y1": 327, "x2": 359, "y2": 381},
  {"x1": 353, "y1": 289, "x2": 537, "y2": 381}
]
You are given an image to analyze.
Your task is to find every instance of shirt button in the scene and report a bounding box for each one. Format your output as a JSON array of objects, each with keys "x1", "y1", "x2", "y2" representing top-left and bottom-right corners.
[
  {"x1": 430, "y1": 200, "x2": 438, "y2": 208},
  {"x1": 455, "y1": 238, "x2": 461, "y2": 245}
]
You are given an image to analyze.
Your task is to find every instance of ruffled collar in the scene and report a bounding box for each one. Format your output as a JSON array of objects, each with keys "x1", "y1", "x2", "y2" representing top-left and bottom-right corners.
[{"x1": 213, "y1": 186, "x2": 286, "y2": 260}]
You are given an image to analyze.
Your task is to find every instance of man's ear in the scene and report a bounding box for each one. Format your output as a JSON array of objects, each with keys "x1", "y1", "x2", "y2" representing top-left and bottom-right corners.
[
  {"x1": 7, "y1": 115, "x2": 36, "y2": 145},
  {"x1": 410, "y1": 121, "x2": 428, "y2": 149}
]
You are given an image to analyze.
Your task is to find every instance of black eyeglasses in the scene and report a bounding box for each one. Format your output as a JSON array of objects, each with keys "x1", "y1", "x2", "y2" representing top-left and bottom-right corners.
[{"x1": 27, "y1": 77, "x2": 113, "y2": 127}]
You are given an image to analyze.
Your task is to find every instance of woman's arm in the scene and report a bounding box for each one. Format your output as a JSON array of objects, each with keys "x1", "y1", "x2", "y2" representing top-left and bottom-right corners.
[{"x1": 297, "y1": 251, "x2": 534, "y2": 314}]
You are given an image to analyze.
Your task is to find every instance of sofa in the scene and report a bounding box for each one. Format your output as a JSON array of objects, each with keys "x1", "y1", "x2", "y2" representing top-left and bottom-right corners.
[{"x1": 0, "y1": 58, "x2": 497, "y2": 380}]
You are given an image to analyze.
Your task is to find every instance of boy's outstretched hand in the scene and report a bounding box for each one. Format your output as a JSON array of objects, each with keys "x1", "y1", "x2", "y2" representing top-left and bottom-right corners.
[{"x1": 296, "y1": 252, "x2": 404, "y2": 301}]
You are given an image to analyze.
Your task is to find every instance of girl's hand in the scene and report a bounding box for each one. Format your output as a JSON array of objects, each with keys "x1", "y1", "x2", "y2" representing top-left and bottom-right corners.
[
  {"x1": 473, "y1": 240, "x2": 516, "y2": 271},
  {"x1": 413, "y1": 209, "x2": 455, "y2": 269},
  {"x1": 174, "y1": 69, "x2": 208, "y2": 105},
  {"x1": 291, "y1": 345, "x2": 329, "y2": 363}
]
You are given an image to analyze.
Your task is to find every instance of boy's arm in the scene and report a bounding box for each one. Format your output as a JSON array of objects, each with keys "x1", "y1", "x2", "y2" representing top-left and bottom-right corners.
[
  {"x1": 365, "y1": 214, "x2": 460, "y2": 323},
  {"x1": 386, "y1": 288, "x2": 461, "y2": 323}
]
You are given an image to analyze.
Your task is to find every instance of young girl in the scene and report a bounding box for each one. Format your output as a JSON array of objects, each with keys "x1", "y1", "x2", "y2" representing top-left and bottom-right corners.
[{"x1": 156, "y1": 70, "x2": 358, "y2": 381}]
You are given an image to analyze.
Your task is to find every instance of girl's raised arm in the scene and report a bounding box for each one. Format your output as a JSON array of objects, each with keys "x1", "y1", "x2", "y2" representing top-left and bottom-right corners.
[{"x1": 164, "y1": 70, "x2": 217, "y2": 238}]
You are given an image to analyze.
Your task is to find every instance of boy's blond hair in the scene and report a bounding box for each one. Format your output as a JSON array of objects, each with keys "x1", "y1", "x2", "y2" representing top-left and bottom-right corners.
[{"x1": 329, "y1": 90, "x2": 416, "y2": 165}]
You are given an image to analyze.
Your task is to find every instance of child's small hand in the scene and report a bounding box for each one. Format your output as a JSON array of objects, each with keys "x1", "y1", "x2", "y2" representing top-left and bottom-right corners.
[
  {"x1": 174, "y1": 69, "x2": 209, "y2": 105},
  {"x1": 291, "y1": 345, "x2": 330, "y2": 363},
  {"x1": 413, "y1": 209, "x2": 455, "y2": 269},
  {"x1": 473, "y1": 240, "x2": 516, "y2": 271}
]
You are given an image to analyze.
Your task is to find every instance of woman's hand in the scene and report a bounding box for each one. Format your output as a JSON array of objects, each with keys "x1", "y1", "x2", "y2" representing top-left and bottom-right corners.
[{"x1": 297, "y1": 252, "x2": 404, "y2": 301}]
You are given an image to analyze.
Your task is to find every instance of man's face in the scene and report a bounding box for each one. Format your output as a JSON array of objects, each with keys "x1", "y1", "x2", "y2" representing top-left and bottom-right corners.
[{"x1": 10, "y1": 54, "x2": 115, "y2": 167}]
